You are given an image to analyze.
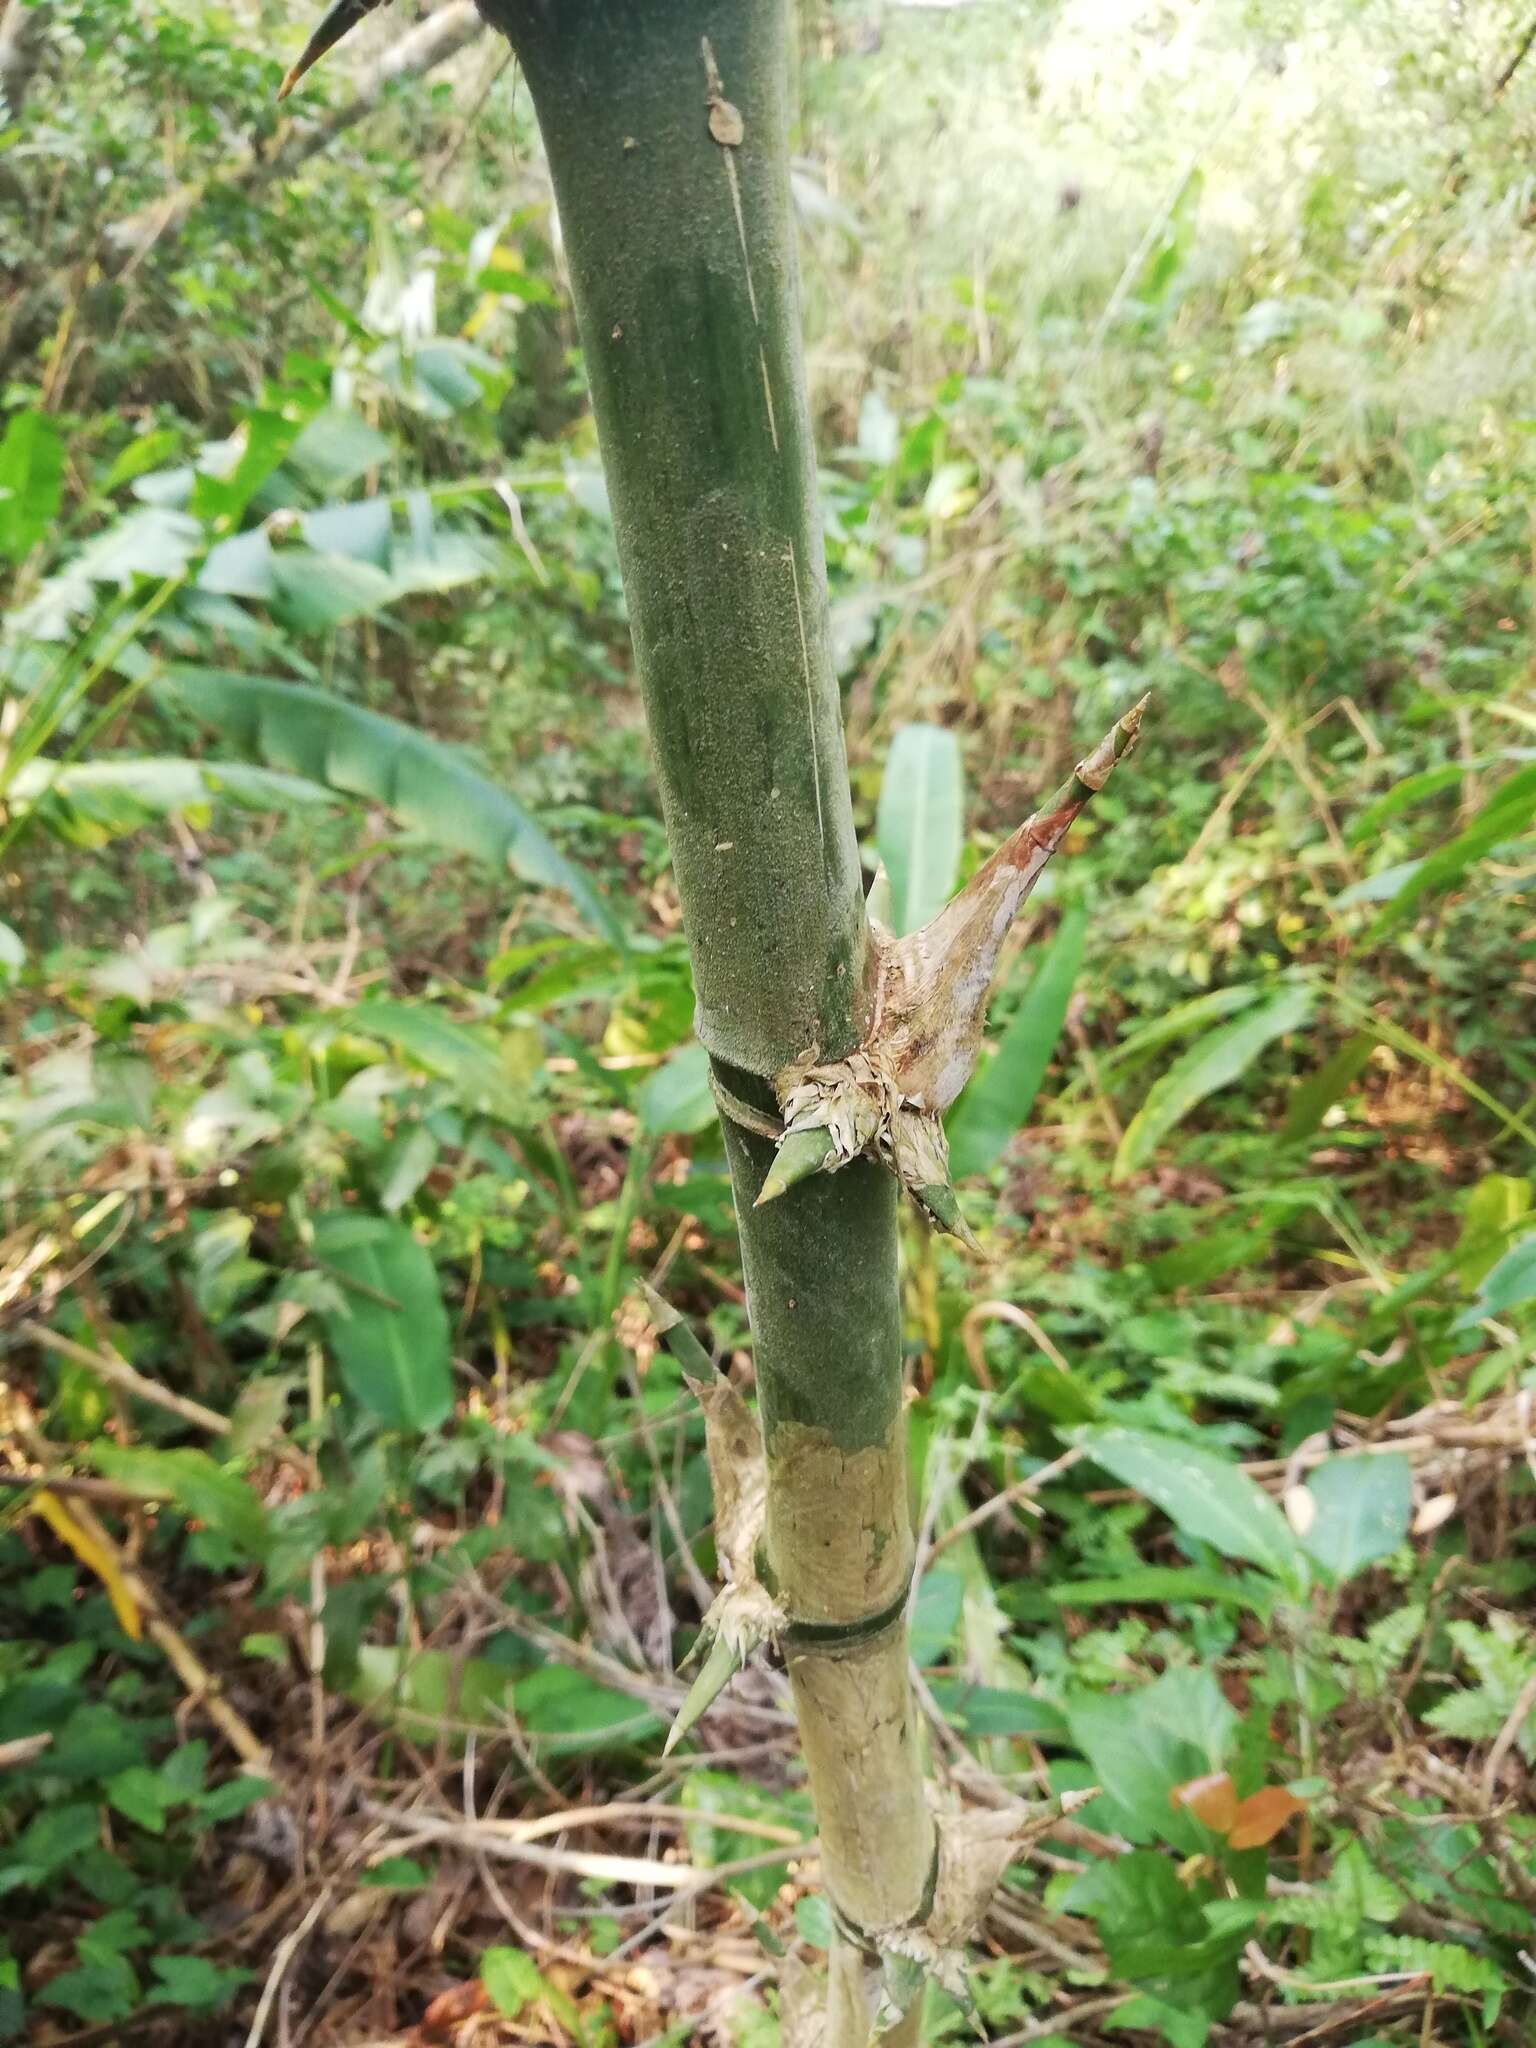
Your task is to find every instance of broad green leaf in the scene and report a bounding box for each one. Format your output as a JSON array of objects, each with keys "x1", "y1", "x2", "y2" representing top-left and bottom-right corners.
[
  {"x1": 638, "y1": 1041, "x2": 716, "y2": 1136},
  {"x1": 1298, "y1": 1454, "x2": 1411, "y2": 1579},
  {"x1": 105, "y1": 1766, "x2": 174, "y2": 1835},
  {"x1": 1282, "y1": 1030, "x2": 1376, "y2": 1141},
  {"x1": 1372, "y1": 761, "x2": 1536, "y2": 935},
  {"x1": 948, "y1": 904, "x2": 1087, "y2": 1179},
  {"x1": 89, "y1": 1445, "x2": 270, "y2": 1560},
  {"x1": 876, "y1": 723, "x2": 963, "y2": 935},
  {"x1": 1065, "y1": 1666, "x2": 1236, "y2": 1848},
  {"x1": 0, "y1": 410, "x2": 64, "y2": 562},
  {"x1": 73, "y1": 506, "x2": 203, "y2": 585},
  {"x1": 198, "y1": 529, "x2": 277, "y2": 598},
  {"x1": 155, "y1": 668, "x2": 619, "y2": 941},
  {"x1": 1079, "y1": 1425, "x2": 1307, "y2": 1586},
  {"x1": 102, "y1": 428, "x2": 182, "y2": 494},
  {"x1": 270, "y1": 552, "x2": 397, "y2": 631},
  {"x1": 681, "y1": 1773, "x2": 811, "y2": 1909},
  {"x1": 332, "y1": 999, "x2": 537, "y2": 1121},
  {"x1": 924, "y1": 1680, "x2": 1070, "y2": 1739},
  {"x1": 512, "y1": 1663, "x2": 663, "y2": 1756},
  {"x1": 1114, "y1": 982, "x2": 1313, "y2": 1178},
  {"x1": 286, "y1": 407, "x2": 392, "y2": 493},
  {"x1": 481, "y1": 1948, "x2": 545, "y2": 2020},
  {"x1": 1457, "y1": 1231, "x2": 1536, "y2": 1327},
  {"x1": 1048, "y1": 1565, "x2": 1271, "y2": 1612},
  {"x1": 350, "y1": 1647, "x2": 661, "y2": 1756},
  {"x1": 310, "y1": 1212, "x2": 452, "y2": 1430},
  {"x1": 1065, "y1": 1849, "x2": 1207, "y2": 1970},
  {"x1": 794, "y1": 1895, "x2": 835, "y2": 1949},
  {"x1": 9, "y1": 757, "x2": 336, "y2": 848},
  {"x1": 190, "y1": 410, "x2": 299, "y2": 529},
  {"x1": 1456, "y1": 1174, "x2": 1532, "y2": 1288},
  {"x1": 1147, "y1": 1223, "x2": 1275, "y2": 1291},
  {"x1": 144, "y1": 1955, "x2": 248, "y2": 2010},
  {"x1": 1334, "y1": 857, "x2": 1424, "y2": 908},
  {"x1": 378, "y1": 1125, "x2": 439, "y2": 1214}
]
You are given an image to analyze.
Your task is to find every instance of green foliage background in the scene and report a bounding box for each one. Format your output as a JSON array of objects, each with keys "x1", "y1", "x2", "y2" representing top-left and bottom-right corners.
[{"x1": 1, "y1": 0, "x2": 1534, "y2": 2042}]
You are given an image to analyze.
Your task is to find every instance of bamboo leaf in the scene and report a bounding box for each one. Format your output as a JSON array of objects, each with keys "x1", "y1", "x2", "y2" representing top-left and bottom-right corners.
[
  {"x1": 1114, "y1": 982, "x2": 1313, "y2": 1179},
  {"x1": 1282, "y1": 1030, "x2": 1377, "y2": 1141},
  {"x1": 1370, "y1": 762, "x2": 1536, "y2": 936},
  {"x1": 1080, "y1": 1426, "x2": 1308, "y2": 1587},
  {"x1": 876, "y1": 723, "x2": 964, "y2": 936},
  {"x1": 9, "y1": 757, "x2": 337, "y2": 848},
  {"x1": 154, "y1": 667, "x2": 620, "y2": 941},
  {"x1": 310, "y1": 1211, "x2": 452, "y2": 1430},
  {"x1": 947, "y1": 905, "x2": 1087, "y2": 1179},
  {"x1": 1096, "y1": 982, "x2": 1264, "y2": 1080}
]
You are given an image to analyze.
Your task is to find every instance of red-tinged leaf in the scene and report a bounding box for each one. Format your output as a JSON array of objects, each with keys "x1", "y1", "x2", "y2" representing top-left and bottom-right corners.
[
  {"x1": 416, "y1": 1979, "x2": 489, "y2": 2037},
  {"x1": 1227, "y1": 1785, "x2": 1307, "y2": 1850},
  {"x1": 1168, "y1": 1770, "x2": 1238, "y2": 1833}
]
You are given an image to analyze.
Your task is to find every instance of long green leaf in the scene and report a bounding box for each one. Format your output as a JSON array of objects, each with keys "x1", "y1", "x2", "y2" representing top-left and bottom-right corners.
[
  {"x1": 8, "y1": 757, "x2": 336, "y2": 847},
  {"x1": 326, "y1": 999, "x2": 538, "y2": 1122},
  {"x1": 1114, "y1": 981, "x2": 1312, "y2": 1179},
  {"x1": 1282, "y1": 1030, "x2": 1377, "y2": 1141},
  {"x1": 311, "y1": 1211, "x2": 453, "y2": 1431},
  {"x1": 1371, "y1": 762, "x2": 1536, "y2": 936},
  {"x1": 876, "y1": 723, "x2": 963, "y2": 935},
  {"x1": 0, "y1": 411, "x2": 64, "y2": 563},
  {"x1": 948, "y1": 905, "x2": 1087, "y2": 1179},
  {"x1": 1095, "y1": 983, "x2": 1263, "y2": 1082},
  {"x1": 155, "y1": 667, "x2": 620, "y2": 942},
  {"x1": 1080, "y1": 1425, "x2": 1308, "y2": 1587}
]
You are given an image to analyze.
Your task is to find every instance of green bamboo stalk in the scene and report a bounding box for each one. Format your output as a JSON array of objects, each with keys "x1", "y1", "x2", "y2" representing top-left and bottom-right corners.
[{"x1": 472, "y1": 1, "x2": 932, "y2": 2035}]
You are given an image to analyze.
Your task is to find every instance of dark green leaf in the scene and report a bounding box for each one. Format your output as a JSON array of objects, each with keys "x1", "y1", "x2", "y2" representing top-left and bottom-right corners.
[
  {"x1": 637, "y1": 1042, "x2": 716, "y2": 1135},
  {"x1": 311, "y1": 1212, "x2": 452, "y2": 1430},
  {"x1": 1282, "y1": 1031, "x2": 1377, "y2": 1140},
  {"x1": 0, "y1": 410, "x2": 64, "y2": 562},
  {"x1": 89, "y1": 1445, "x2": 270, "y2": 1559},
  {"x1": 1114, "y1": 982, "x2": 1313, "y2": 1178},
  {"x1": 948, "y1": 905, "x2": 1087, "y2": 1179},
  {"x1": 155, "y1": 668, "x2": 619, "y2": 941},
  {"x1": 1066, "y1": 1667, "x2": 1236, "y2": 1848},
  {"x1": 1079, "y1": 1426, "x2": 1307, "y2": 1585}
]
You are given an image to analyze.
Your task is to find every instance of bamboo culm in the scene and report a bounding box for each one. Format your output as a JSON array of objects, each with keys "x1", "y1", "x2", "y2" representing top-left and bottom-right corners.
[{"x1": 472, "y1": 3, "x2": 933, "y2": 2036}]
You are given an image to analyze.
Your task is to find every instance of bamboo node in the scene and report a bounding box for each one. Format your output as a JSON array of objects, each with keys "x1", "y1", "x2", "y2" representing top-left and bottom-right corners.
[{"x1": 757, "y1": 700, "x2": 1150, "y2": 1238}]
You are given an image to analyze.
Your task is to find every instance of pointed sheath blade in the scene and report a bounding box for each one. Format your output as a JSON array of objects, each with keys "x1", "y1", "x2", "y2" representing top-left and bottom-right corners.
[
  {"x1": 277, "y1": 0, "x2": 385, "y2": 100},
  {"x1": 755, "y1": 1124, "x2": 836, "y2": 1207},
  {"x1": 663, "y1": 1631, "x2": 741, "y2": 1756}
]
